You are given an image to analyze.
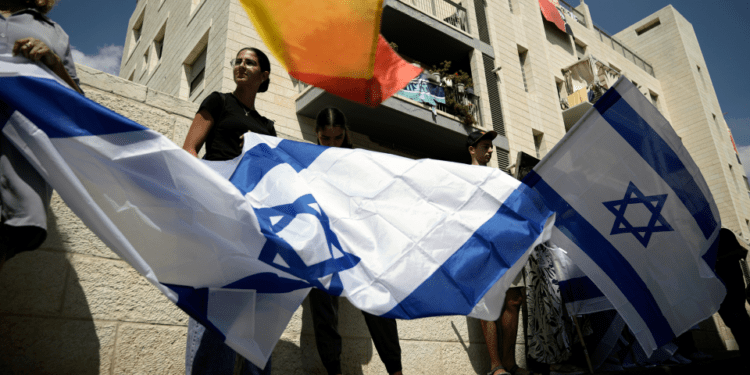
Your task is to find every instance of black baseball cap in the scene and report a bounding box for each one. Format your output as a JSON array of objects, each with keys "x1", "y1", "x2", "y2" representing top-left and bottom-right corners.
[{"x1": 467, "y1": 130, "x2": 498, "y2": 148}]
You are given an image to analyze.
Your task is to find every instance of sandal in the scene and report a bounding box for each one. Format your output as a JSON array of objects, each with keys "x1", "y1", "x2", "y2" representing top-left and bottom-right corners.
[{"x1": 488, "y1": 365, "x2": 511, "y2": 375}]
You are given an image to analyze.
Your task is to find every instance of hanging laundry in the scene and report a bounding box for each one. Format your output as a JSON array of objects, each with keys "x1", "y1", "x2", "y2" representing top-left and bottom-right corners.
[{"x1": 538, "y1": 0, "x2": 574, "y2": 36}]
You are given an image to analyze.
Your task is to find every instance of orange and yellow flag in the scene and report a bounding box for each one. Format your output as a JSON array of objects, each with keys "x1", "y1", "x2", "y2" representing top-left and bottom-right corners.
[{"x1": 239, "y1": 0, "x2": 421, "y2": 107}]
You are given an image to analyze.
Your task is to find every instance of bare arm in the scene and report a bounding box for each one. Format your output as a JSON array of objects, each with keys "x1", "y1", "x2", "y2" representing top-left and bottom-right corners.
[
  {"x1": 13, "y1": 37, "x2": 83, "y2": 94},
  {"x1": 183, "y1": 109, "x2": 214, "y2": 158}
]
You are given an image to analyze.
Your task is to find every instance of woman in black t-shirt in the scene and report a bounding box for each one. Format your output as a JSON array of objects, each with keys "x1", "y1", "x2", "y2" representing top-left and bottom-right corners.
[
  {"x1": 181, "y1": 47, "x2": 274, "y2": 375},
  {"x1": 183, "y1": 47, "x2": 275, "y2": 161}
]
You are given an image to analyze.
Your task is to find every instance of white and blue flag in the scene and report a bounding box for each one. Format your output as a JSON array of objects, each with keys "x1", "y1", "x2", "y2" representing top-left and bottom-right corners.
[
  {"x1": 0, "y1": 55, "x2": 554, "y2": 367},
  {"x1": 525, "y1": 77, "x2": 725, "y2": 356}
]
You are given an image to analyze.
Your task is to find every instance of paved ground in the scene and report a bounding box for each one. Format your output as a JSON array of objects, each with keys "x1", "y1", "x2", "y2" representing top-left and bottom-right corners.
[{"x1": 593, "y1": 351, "x2": 746, "y2": 375}]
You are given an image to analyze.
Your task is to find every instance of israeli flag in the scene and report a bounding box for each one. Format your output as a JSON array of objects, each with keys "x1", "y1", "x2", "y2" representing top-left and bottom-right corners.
[
  {"x1": 0, "y1": 55, "x2": 554, "y2": 367},
  {"x1": 525, "y1": 77, "x2": 725, "y2": 355}
]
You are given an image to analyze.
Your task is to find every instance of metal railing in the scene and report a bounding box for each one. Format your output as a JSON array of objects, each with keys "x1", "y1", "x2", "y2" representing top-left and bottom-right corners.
[
  {"x1": 558, "y1": 0, "x2": 586, "y2": 26},
  {"x1": 594, "y1": 26, "x2": 655, "y2": 77},
  {"x1": 400, "y1": 0, "x2": 470, "y2": 33},
  {"x1": 436, "y1": 87, "x2": 483, "y2": 127},
  {"x1": 393, "y1": 82, "x2": 483, "y2": 127}
]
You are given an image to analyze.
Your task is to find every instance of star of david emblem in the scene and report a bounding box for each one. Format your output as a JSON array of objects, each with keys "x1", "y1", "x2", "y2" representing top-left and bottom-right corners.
[
  {"x1": 253, "y1": 194, "x2": 360, "y2": 295},
  {"x1": 602, "y1": 182, "x2": 674, "y2": 247}
]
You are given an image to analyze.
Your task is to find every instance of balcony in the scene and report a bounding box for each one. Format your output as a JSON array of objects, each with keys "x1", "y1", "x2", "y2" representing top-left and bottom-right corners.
[
  {"x1": 382, "y1": 0, "x2": 494, "y2": 60},
  {"x1": 398, "y1": 0, "x2": 470, "y2": 33},
  {"x1": 594, "y1": 26, "x2": 655, "y2": 77},
  {"x1": 560, "y1": 57, "x2": 620, "y2": 131},
  {"x1": 558, "y1": 0, "x2": 586, "y2": 27}
]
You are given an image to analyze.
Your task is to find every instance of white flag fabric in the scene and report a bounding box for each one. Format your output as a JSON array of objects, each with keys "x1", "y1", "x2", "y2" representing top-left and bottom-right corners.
[
  {"x1": 525, "y1": 77, "x2": 725, "y2": 355},
  {"x1": 0, "y1": 55, "x2": 554, "y2": 367}
]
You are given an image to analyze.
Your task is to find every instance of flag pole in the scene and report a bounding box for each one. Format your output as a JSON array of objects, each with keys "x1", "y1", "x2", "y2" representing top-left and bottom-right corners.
[{"x1": 571, "y1": 313, "x2": 594, "y2": 374}]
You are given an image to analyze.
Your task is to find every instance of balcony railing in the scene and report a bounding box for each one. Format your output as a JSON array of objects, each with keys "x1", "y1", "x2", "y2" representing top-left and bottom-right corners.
[
  {"x1": 594, "y1": 26, "x2": 655, "y2": 77},
  {"x1": 558, "y1": 0, "x2": 586, "y2": 26},
  {"x1": 393, "y1": 73, "x2": 482, "y2": 127},
  {"x1": 399, "y1": 0, "x2": 470, "y2": 33},
  {"x1": 436, "y1": 87, "x2": 483, "y2": 127}
]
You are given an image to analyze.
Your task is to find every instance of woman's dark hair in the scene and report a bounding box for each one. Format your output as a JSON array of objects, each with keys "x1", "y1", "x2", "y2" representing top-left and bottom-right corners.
[
  {"x1": 235, "y1": 47, "x2": 271, "y2": 93},
  {"x1": 315, "y1": 107, "x2": 352, "y2": 148}
]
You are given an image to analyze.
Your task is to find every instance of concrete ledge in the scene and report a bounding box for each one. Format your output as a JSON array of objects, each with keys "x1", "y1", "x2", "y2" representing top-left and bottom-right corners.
[{"x1": 77, "y1": 64, "x2": 148, "y2": 103}]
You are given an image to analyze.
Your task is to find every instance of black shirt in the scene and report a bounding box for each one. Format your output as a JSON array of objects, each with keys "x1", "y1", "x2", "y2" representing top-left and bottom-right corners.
[{"x1": 199, "y1": 92, "x2": 276, "y2": 161}]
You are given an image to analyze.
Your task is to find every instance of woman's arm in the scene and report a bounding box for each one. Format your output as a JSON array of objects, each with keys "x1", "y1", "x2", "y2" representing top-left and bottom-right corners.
[
  {"x1": 13, "y1": 37, "x2": 83, "y2": 94},
  {"x1": 183, "y1": 109, "x2": 215, "y2": 158}
]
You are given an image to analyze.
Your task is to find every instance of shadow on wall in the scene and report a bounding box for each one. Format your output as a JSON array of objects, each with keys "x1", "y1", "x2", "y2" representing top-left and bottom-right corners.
[
  {"x1": 462, "y1": 316, "x2": 493, "y2": 374},
  {"x1": 544, "y1": 20, "x2": 575, "y2": 56},
  {"x1": 273, "y1": 295, "x2": 376, "y2": 374},
  {"x1": 0, "y1": 216, "x2": 101, "y2": 374}
]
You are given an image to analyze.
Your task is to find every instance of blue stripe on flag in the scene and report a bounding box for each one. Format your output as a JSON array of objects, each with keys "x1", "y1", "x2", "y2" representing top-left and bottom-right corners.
[
  {"x1": 559, "y1": 276, "x2": 604, "y2": 302},
  {"x1": 383, "y1": 183, "x2": 552, "y2": 319},
  {"x1": 229, "y1": 140, "x2": 327, "y2": 194},
  {"x1": 525, "y1": 170, "x2": 675, "y2": 346},
  {"x1": 594, "y1": 89, "x2": 716, "y2": 240},
  {"x1": 0, "y1": 76, "x2": 147, "y2": 137}
]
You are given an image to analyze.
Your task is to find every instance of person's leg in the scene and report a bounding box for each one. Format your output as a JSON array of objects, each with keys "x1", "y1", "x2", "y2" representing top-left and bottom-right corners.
[
  {"x1": 481, "y1": 318, "x2": 506, "y2": 374},
  {"x1": 362, "y1": 311, "x2": 402, "y2": 375},
  {"x1": 717, "y1": 262, "x2": 750, "y2": 359},
  {"x1": 500, "y1": 287, "x2": 524, "y2": 372},
  {"x1": 186, "y1": 318, "x2": 239, "y2": 375},
  {"x1": 309, "y1": 288, "x2": 342, "y2": 375},
  {"x1": 238, "y1": 354, "x2": 272, "y2": 375}
]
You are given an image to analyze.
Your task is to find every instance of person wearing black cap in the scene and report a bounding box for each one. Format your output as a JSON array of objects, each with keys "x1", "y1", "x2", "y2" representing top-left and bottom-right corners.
[
  {"x1": 467, "y1": 131, "x2": 532, "y2": 375},
  {"x1": 467, "y1": 130, "x2": 497, "y2": 166}
]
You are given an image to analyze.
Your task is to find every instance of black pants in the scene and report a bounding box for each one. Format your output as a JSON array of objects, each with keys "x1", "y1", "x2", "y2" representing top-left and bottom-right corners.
[
  {"x1": 309, "y1": 288, "x2": 402, "y2": 375},
  {"x1": 716, "y1": 260, "x2": 750, "y2": 359}
]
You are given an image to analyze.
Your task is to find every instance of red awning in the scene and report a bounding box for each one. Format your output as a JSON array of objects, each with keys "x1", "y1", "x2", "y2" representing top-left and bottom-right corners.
[{"x1": 538, "y1": 0, "x2": 567, "y2": 33}]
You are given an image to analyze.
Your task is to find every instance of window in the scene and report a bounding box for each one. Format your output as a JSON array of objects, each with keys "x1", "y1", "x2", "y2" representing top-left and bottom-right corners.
[
  {"x1": 636, "y1": 18, "x2": 661, "y2": 35},
  {"x1": 128, "y1": 70, "x2": 135, "y2": 82},
  {"x1": 575, "y1": 41, "x2": 586, "y2": 60},
  {"x1": 649, "y1": 90, "x2": 659, "y2": 110},
  {"x1": 518, "y1": 46, "x2": 529, "y2": 93},
  {"x1": 128, "y1": 8, "x2": 145, "y2": 57},
  {"x1": 188, "y1": 48, "x2": 207, "y2": 97},
  {"x1": 555, "y1": 78, "x2": 564, "y2": 102},
  {"x1": 150, "y1": 21, "x2": 167, "y2": 73},
  {"x1": 133, "y1": 17, "x2": 143, "y2": 44},
  {"x1": 744, "y1": 176, "x2": 750, "y2": 199},
  {"x1": 730, "y1": 164, "x2": 739, "y2": 190},
  {"x1": 142, "y1": 49, "x2": 149, "y2": 79},
  {"x1": 533, "y1": 130, "x2": 544, "y2": 159},
  {"x1": 697, "y1": 65, "x2": 706, "y2": 88},
  {"x1": 508, "y1": 0, "x2": 514, "y2": 13}
]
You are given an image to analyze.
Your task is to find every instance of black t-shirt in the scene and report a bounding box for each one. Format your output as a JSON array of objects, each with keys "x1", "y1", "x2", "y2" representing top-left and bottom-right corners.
[{"x1": 199, "y1": 92, "x2": 276, "y2": 161}]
